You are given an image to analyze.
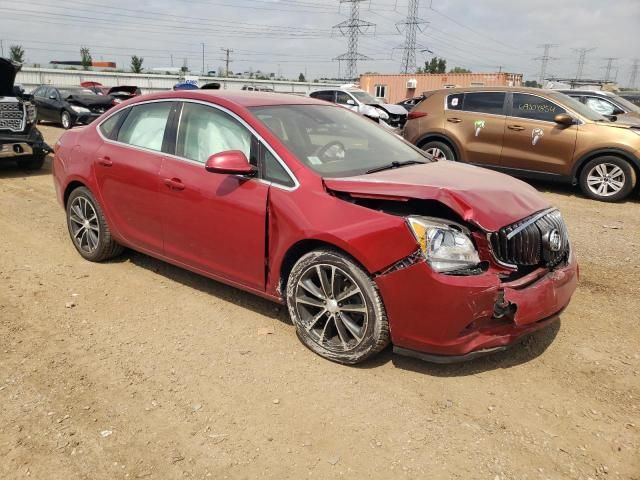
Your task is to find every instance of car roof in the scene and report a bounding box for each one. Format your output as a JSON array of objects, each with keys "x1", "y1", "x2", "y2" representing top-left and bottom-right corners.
[
  {"x1": 134, "y1": 90, "x2": 328, "y2": 107},
  {"x1": 558, "y1": 89, "x2": 616, "y2": 97},
  {"x1": 427, "y1": 86, "x2": 565, "y2": 95}
]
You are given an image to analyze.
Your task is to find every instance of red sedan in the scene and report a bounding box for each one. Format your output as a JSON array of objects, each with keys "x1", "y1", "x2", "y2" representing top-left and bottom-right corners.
[{"x1": 53, "y1": 91, "x2": 578, "y2": 364}]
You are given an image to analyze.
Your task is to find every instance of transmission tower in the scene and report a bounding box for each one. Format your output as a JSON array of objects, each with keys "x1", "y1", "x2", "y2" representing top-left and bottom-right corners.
[
  {"x1": 221, "y1": 48, "x2": 233, "y2": 77},
  {"x1": 534, "y1": 43, "x2": 558, "y2": 85},
  {"x1": 332, "y1": 0, "x2": 375, "y2": 80},
  {"x1": 629, "y1": 59, "x2": 639, "y2": 89},
  {"x1": 573, "y1": 47, "x2": 596, "y2": 80},
  {"x1": 602, "y1": 57, "x2": 618, "y2": 82},
  {"x1": 396, "y1": 0, "x2": 428, "y2": 74}
]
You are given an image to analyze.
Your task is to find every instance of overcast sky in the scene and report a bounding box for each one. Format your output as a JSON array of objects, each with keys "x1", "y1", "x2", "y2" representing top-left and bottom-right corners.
[{"x1": 0, "y1": 0, "x2": 638, "y2": 85}]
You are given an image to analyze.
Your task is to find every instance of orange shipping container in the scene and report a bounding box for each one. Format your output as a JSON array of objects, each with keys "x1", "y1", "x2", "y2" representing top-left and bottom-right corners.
[{"x1": 359, "y1": 72, "x2": 523, "y2": 103}]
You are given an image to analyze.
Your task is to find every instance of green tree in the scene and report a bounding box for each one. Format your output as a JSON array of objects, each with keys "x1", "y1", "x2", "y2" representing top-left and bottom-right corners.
[
  {"x1": 418, "y1": 57, "x2": 447, "y2": 74},
  {"x1": 449, "y1": 67, "x2": 471, "y2": 73},
  {"x1": 524, "y1": 80, "x2": 541, "y2": 88},
  {"x1": 80, "y1": 47, "x2": 92, "y2": 70},
  {"x1": 9, "y1": 45, "x2": 25, "y2": 63},
  {"x1": 130, "y1": 55, "x2": 144, "y2": 73},
  {"x1": 436, "y1": 58, "x2": 447, "y2": 73},
  {"x1": 298, "y1": 72, "x2": 306, "y2": 82}
]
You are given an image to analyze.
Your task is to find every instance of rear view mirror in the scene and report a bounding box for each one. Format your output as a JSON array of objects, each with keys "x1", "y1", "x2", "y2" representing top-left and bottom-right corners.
[
  {"x1": 554, "y1": 113, "x2": 575, "y2": 126},
  {"x1": 204, "y1": 150, "x2": 257, "y2": 176}
]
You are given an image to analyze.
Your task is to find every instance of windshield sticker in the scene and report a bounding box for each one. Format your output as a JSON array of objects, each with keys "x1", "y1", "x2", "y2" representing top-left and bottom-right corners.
[
  {"x1": 474, "y1": 120, "x2": 486, "y2": 137},
  {"x1": 532, "y1": 128, "x2": 544, "y2": 145},
  {"x1": 451, "y1": 97, "x2": 459, "y2": 107},
  {"x1": 307, "y1": 156, "x2": 322, "y2": 165}
]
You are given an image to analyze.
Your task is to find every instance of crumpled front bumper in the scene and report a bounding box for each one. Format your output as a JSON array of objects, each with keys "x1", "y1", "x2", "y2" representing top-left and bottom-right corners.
[
  {"x1": 375, "y1": 251, "x2": 578, "y2": 360},
  {"x1": 0, "y1": 125, "x2": 51, "y2": 160}
]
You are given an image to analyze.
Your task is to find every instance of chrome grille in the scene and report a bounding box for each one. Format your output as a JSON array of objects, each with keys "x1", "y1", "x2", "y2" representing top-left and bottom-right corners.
[
  {"x1": 490, "y1": 209, "x2": 570, "y2": 268},
  {"x1": 0, "y1": 102, "x2": 25, "y2": 132}
]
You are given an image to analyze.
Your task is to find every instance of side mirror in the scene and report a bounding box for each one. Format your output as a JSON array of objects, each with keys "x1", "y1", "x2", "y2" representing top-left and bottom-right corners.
[
  {"x1": 204, "y1": 150, "x2": 257, "y2": 176},
  {"x1": 346, "y1": 99, "x2": 356, "y2": 106},
  {"x1": 612, "y1": 107, "x2": 625, "y2": 116},
  {"x1": 49, "y1": 94, "x2": 57, "y2": 100},
  {"x1": 554, "y1": 113, "x2": 575, "y2": 126}
]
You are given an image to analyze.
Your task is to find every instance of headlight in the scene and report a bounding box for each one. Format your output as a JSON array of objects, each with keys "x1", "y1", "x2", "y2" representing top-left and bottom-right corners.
[
  {"x1": 376, "y1": 108, "x2": 389, "y2": 120},
  {"x1": 25, "y1": 102, "x2": 37, "y2": 123},
  {"x1": 407, "y1": 216, "x2": 481, "y2": 273},
  {"x1": 70, "y1": 105, "x2": 90, "y2": 113}
]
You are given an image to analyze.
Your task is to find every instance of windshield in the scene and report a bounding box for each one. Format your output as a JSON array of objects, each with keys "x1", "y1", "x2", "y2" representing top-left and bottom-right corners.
[
  {"x1": 349, "y1": 90, "x2": 381, "y2": 105},
  {"x1": 250, "y1": 105, "x2": 427, "y2": 178},
  {"x1": 611, "y1": 94, "x2": 640, "y2": 113},
  {"x1": 59, "y1": 88, "x2": 95, "y2": 97},
  {"x1": 549, "y1": 92, "x2": 608, "y2": 121}
]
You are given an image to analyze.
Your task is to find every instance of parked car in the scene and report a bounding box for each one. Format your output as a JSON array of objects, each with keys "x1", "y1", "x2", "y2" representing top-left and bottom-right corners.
[
  {"x1": 397, "y1": 95, "x2": 425, "y2": 111},
  {"x1": 80, "y1": 82, "x2": 142, "y2": 105},
  {"x1": 53, "y1": 90, "x2": 578, "y2": 365},
  {"x1": 557, "y1": 89, "x2": 640, "y2": 125},
  {"x1": 403, "y1": 87, "x2": 640, "y2": 202},
  {"x1": 309, "y1": 87, "x2": 408, "y2": 128},
  {"x1": 0, "y1": 58, "x2": 50, "y2": 169},
  {"x1": 32, "y1": 86, "x2": 114, "y2": 129}
]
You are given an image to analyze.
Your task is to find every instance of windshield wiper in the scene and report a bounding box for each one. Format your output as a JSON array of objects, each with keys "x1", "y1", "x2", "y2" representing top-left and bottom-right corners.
[{"x1": 366, "y1": 160, "x2": 425, "y2": 174}]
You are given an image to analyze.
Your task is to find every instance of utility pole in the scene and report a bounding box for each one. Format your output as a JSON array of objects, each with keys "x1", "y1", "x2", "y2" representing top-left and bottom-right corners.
[
  {"x1": 220, "y1": 48, "x2": 233, "y2": 77},
  {"x1": 628, "y1": 58, "x2": 639, "y2": 89},
  {"x1": 201, "y1": 43, "x2": 205, "y2": 75},
  {"x1": 332, "y1": 0, "x2": 375, "y2": 81},
  {"x1": 573, "y1": 47, "x2": 596, "y2": 80},
  {"x1": 602, "y1": 57, "x2": 618, "y2": 82},
  {"x1": 396, "y1": 0, "x2": 428, "y2": 74},
  {"x1": 534, "y1": 43, "x2": 558, "y2": 86},
  {"x1": 170, "y1": 54, "x2": 174, "y2": 67}
]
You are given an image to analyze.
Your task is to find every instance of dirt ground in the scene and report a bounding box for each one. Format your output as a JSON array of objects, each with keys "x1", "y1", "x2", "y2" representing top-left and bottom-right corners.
[{"x1": 1, "y1": 125, "x2": 639, "y2": 480}]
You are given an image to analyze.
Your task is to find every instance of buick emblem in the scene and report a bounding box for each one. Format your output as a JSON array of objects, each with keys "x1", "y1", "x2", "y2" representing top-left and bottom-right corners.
[{"x1": 545, "y1": 229, "x2": 562, "y2": 252}]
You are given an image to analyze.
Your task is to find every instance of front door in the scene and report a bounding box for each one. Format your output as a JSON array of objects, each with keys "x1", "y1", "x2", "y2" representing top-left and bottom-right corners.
[
  {"x1": 93, "y1": 101, "x2": 174, "y2": 254},
  {"x1": 159, "y1": 102, "x2": 269, "y2": 290},
  {"x1": 501, "y1": 93, "x2": 578, "y2": 176},
  {"x1": 444, "y1": 91, "x2": 506, "y2": 166}
]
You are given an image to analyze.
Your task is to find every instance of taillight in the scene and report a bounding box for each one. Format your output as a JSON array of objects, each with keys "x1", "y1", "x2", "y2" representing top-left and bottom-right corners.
[{"x1": 408, "y1": 111, "x2": 428, "y2": 120}]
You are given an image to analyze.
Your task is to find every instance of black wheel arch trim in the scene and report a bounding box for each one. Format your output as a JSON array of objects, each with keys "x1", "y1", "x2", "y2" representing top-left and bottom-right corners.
[
  {"x1": 414, "y1": 133, "x2": 462, "y2": 161},
  {"x1": 571, "y1": 148, "x2": 640, "y2": 182}
]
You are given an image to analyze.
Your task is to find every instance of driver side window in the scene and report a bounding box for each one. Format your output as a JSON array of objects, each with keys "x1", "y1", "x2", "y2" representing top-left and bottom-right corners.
[
  {"x1": 336, "y1": 92, "x2": 354, "y2": 105},
  {"x1": 585, "y1": 97, "x2": 616, "y2": 116}
]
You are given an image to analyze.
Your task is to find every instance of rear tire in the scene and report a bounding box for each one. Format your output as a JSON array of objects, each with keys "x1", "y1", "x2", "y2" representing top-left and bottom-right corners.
[
  {"x1": 61, "y1": 110, "x2": 73, "y2": 130},
  {"x1": 17, "y1": 153, "x2": 45, "y2": 170},
  {"x1": 66, "y1": 187, "x2": 123, "y2": 262},
  {"x1": 421, "y1": 140, "x2": 456, "y2": 161},
  {"x1": 286, "y1": 249, "x2": 390, "y2": 364},
  {"x1": 579, "y1": 156, "x2": 636, "y2": 202}
]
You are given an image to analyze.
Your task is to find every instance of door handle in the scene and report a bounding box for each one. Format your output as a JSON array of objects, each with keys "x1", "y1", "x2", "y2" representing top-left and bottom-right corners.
[
  {"x1": 507, "y1": 125, "x2": 525, "y2": 131},
  {"x1": 163, "y1": 178, "x2": 185, "y2": 191},
  {"x1": 447, "y1": 117, "x2": 462, "y2": 123},
  {"x1": 97, "y1": 156, "x2": 112, "y2": 167}
]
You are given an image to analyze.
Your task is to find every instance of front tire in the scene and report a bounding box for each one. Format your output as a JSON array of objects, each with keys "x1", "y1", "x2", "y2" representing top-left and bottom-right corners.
[
  {"x1": 66, "y1": 187, "x2": 123, "y2": 262},
  {"x1": 17, "y1": 153, "x2": 45, "y2": 170},
  {"x1": 421, "y1": 140, "x2": 456, "y2": 161},
  {"x1": 61, "y1": 110, "x2": 73, "y2": 130},
  {"x1": 286, "y1": 249, "x2": 390, "y2": 364},
  {"x1": 579, "y1": 156, "x2": 636, "y2": 202}
]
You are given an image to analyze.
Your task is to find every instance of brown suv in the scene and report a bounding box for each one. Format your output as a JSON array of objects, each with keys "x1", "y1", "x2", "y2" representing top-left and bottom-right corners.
[{"x1": 403, "y1": 87, "x2": 640, "y2": 201}]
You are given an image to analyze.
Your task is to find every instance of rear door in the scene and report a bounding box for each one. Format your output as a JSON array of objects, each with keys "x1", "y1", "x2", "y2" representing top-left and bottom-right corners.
[
  {"x1": 94, "y1": 101, "x2": 175, "y2": 254},
  {"x1": 444, "y1": 91, "x2": 506, "y2": 166},
  {"x1": 38, "y1": 87, "x2": 59, "y2": 121},
  {"x1": 158, "y1": 101, "x2": 271, "y2": 290},
  {"x1": 501, "y1": 92, "x2": 578, "y2": 175}
]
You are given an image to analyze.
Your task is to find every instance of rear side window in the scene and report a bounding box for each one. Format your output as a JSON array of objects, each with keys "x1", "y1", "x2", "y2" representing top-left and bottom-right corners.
[
  {"x1": 99, "y1": 110, "x2": 128, "y2": 140},
  {"x1": 446, "y1": 93, "x2": 463, "y2": 110},
  {"x1": 117, "y1": 102, "x2": 172, "y2": 152},
  {"x1": 462, "y1": 92, "x2": 505, "y2": 115},
  {"x1": 310, "y1": 91, "x2": 335, "y2": 102},
  {"x1": 512, "y1": 93, "x2": 566, "y2": 122}
]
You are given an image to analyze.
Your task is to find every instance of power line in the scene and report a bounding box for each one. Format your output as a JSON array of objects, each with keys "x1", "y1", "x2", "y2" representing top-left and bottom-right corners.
[
  {"x1": 395, "y1": 0, "x2": 428, "y2": 73},
  {"x1": 332, "y1": 0, "x2": 375, "y2": 80},
  {"x1": 534, "y1": 43, "x2": 558, "y2": 85},
  {"x1": 573, "y1": 47, "x2": 596, "y2": 80}
]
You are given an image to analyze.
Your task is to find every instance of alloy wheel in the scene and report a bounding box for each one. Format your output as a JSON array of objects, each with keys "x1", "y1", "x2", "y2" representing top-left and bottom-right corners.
[
  {"x1": 586, "y1": 163, "x2": 625, "y2": 197},
  {"x1": 425, "y1": 147, "x2": 450, "y2": 161},
  {"x1": 294, "y1": 264, "x2": 369, "y2": 353},
  {"x1": 68, "y1": 196, "x2": 100, "y2": 253},
  {"x1": 61, "y1": 112, "x2": 71, "y2": 129}
]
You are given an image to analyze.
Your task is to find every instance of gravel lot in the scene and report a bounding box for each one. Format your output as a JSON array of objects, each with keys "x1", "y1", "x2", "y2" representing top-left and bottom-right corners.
[{"x1": 1, "y1": 124, "x2": 639, "y2": 480}]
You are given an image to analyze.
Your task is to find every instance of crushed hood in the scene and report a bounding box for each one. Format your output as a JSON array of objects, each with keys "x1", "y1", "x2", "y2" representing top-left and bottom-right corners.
[
  {"x1": 66, "y1": 93, "x2": 114, "y2": 108},
  {"x1": 107, "y1": 85, "x2": 139, "y2": 95},
  {"x1": 323, "y1": 162, "x2": 551, "y2": 232},
  {"x1": 0, "y1": 57, "x2": 20, "y2": 97},
  {"x1": 375, "y1": 103, "x2": 408, "y2": 116}
]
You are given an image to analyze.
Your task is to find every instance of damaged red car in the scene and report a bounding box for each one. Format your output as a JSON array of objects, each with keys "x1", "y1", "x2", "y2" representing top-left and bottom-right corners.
[{"x1": 52, "y1": 91, "x2": 578, "y2": 364}]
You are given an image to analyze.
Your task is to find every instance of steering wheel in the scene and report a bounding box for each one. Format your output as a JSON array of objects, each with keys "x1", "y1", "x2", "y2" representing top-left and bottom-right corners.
[{"x1": 313, "y1": 141, "x2": 346, "y2": 163}]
